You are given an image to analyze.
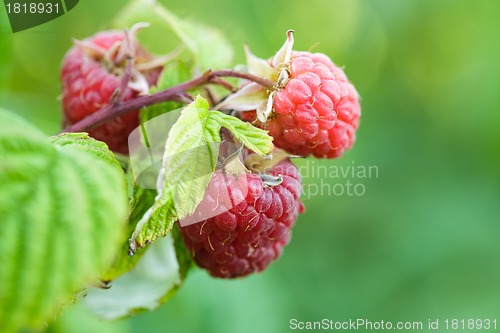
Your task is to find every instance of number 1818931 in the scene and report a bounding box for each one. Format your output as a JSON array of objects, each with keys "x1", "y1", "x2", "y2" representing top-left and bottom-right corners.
[
  {"x1": 444, "y1": 319, "x2": 497, "y2": 330},
  {"x1": 6, "y1": 2, "x2": 60, "y2": 14}
]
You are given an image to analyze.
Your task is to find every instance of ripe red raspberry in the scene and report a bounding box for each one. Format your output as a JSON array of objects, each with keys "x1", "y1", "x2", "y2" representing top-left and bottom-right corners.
[
  {"x1": 219, "y1": 30, "x2": 361, "y2": 159},
  {"x1": 61, "y1": 29, "x2": 161, "y2": 154},
  {"x1": 178, "y1": 159, "x2": 304, "y2": 278},
  {"x1": 242, "y1": 52, "x2": 360, "y2": 158}
]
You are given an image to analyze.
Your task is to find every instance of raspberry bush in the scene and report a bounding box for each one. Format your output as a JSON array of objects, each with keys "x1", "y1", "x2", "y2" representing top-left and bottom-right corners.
[{"x1": 0, "y1": 0, "x2": 360, "y2": 331}]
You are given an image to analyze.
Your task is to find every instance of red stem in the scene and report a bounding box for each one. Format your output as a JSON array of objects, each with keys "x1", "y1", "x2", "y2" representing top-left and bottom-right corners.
[{"x1": 61, "y1": 70, "x2": 273, "y2": 133}]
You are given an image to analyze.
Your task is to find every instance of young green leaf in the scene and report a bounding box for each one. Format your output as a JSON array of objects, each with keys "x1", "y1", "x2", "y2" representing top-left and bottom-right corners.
[
  {"x1": 208, "y1": 111, "x2": 274, "y2": 156},
  {"x1": 130, "y1": 96, "x2": 220, "y2": 250},
  {"x1": 129, "y1": 97, "x2": 274, "y2": 250},
  {"x1": 114, "y1": 0, "x2": 233, "y2": 71},
  {"x1": 0, "y1": 111, "x2": 128, "y2": 332}
]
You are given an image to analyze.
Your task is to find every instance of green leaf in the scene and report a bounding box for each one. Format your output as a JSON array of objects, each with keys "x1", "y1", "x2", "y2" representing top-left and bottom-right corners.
[
  {"x1": 0, "y1": 110, "x2": 128, "y2": 332},
  {"x1": 136, "y1": 62, "x2": 193, "y2": 177},
  {"x1": 114, "y1": 0, "x2": 233, "y2": 71},
  {"x1": 83, "y1": 229, "x2": 191, "y2": 320},
  {"x1": 156, "y1": 11, "x2": 234, "y2": 72},
  {"x1": 129, "y1": 97, "x2": 274, "y2": 249},
  {"x1": 49, "y1": 132, "x2": 123, "y2": 171},
  {"x1": 208, "y1": 111, "x2": 274, "y2": 156},
  {"x1": 99, "y1": 187, "x2": 156, "y2": 282},
  {"x1": 130, "y1": 96, "x2": 220, "y2": 249}
]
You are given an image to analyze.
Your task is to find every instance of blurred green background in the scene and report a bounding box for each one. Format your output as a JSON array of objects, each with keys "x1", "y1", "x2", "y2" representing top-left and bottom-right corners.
[{"x1": 2, "y1": 0, "x2": 500, "y2": 332}]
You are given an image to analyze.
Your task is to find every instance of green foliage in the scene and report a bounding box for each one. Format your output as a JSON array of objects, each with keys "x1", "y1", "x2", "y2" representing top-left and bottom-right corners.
[
  {"x1": 100, "y1": 187, "x2": 156, "y2": 282},
  {"x1": 208, "y1": 111, "x2": 274, "y2": 155},
  {"x1": 0, "y1": 111, "x2": 128, "y2": 332},
  {"x1": 156, "y1": 61, "x2": 194, "y2": 92},
  {"x1": 84, "y1": 230, "x2": 191, "y2": 320},
  {"x1": 113, "y1": 0, "x2": 233, "y2": 71},
  {"x1": 130, "y1": 96, "x2": 220, "y2": 248},
  {"x1": 49, "y1": 133, "x2": 123, "y2": 171},
  {"x1": 130, "y1": 96, "x2": 274, "y2": 249},
  {"x1": 140, "y1": 61, "x2": 193, "y2": 123},
  {"x1": 3, "y1": 0, "x2": 500, "y2": 332}
]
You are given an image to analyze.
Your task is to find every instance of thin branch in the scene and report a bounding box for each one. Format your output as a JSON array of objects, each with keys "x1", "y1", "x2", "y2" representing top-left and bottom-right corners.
[
  {"x1": 176, "y1": 93, "x2": 195, "y2": 104},
  {"x1": 209, "y1": 70, "x2": 273, "y2": 90},
  {"x1": 204, "y1": 87, "x2": 216, "y2": 106},
  {"x1": 61, "y1": 69, "x2": 274, "y2": 133},
  {"x1": 209, "y1": 77, "x2": 236, "y2": 92}
]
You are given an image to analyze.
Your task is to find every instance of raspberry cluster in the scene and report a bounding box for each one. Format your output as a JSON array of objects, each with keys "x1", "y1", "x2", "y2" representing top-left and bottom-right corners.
[{"x1": 60, "y1": 28, "x2": 360, "y2": 279}]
